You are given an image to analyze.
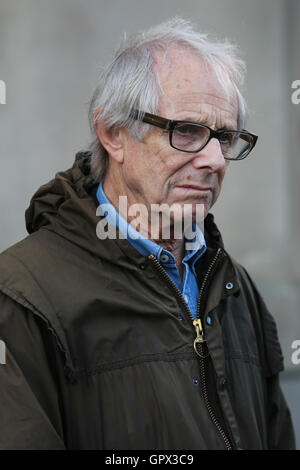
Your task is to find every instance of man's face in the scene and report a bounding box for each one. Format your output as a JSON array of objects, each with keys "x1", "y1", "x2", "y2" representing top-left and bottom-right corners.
[{"x1": 117, "y1": 48, "x2": 238, "y2": 225}]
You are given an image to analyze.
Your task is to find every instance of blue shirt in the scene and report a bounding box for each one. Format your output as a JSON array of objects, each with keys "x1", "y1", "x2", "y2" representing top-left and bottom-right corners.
[{"x1": 96, "y1": 181, "x2": 207, "y2": 318}]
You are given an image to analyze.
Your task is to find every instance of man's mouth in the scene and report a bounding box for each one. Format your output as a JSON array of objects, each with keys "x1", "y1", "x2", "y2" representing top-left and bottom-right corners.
[{"x1": 176, "y1": 184, "x2": 212, "y2": 192}]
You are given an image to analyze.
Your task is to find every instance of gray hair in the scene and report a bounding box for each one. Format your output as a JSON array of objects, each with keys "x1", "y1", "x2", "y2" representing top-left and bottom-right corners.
[{"x1": 88, "y1": 17, "x2": 247, "y2": 182}]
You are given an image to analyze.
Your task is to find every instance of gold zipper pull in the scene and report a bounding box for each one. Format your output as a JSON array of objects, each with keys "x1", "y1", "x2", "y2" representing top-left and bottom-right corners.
[
  {"x1": 193, "y1": 318, "x2": 209, "y2": 358},
  {"x1": 193, "y1": 318, "x2": 205, "y2": 342}
]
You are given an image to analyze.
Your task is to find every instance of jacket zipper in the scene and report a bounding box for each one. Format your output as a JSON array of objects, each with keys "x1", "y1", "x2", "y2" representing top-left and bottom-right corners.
[{"x1": 147, "y1": 247, "x2": 233, "y2": 450}]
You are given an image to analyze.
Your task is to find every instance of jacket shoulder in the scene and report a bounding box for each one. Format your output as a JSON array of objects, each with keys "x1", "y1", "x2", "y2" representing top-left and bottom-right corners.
[
  {"x1": 0, "y1": 230, "x2": 61, "y2": 315},
  {"x1": 0, "y1": 230, "x2": 76, "y2": 380}
]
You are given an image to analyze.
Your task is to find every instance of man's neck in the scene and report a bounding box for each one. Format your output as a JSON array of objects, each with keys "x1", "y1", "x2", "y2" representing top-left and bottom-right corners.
[
  {"x1": 155, "y1": 237, "x2": 185, "y2": 278},
  {"x1": 103, "y1": 174, "x2": 186, "y2": 273}
]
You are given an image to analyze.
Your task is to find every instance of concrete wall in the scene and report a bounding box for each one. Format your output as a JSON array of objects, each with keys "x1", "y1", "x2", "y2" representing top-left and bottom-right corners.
[{"x1": 0, "y1": 0, "x2": 299, "y2": 447}]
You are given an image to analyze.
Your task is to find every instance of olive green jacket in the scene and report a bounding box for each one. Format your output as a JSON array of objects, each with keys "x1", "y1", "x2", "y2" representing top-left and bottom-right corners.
[{"x1": 0, "y1": 152, "x2": 295, "y2": 449}]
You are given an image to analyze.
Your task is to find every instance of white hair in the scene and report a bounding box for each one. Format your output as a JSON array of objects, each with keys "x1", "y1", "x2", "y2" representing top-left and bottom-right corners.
[{"x1": 87, "y1": 17, "x2": 247, "y2": 182}]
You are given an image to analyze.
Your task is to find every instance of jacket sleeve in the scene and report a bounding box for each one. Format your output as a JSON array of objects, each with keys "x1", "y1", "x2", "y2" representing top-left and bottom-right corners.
[
  {"x1": 259, "y1": 296, "x2": 296, "y2": 450},
  {"x1": 239, "y1": 266, "x2": 296, "y2": 450},
  {"x1": 266, "y1": 373, "x2": 296, "y2": 450},
  {"x1": 0, "y1": 292, "x2": 66, "y2": 449}
]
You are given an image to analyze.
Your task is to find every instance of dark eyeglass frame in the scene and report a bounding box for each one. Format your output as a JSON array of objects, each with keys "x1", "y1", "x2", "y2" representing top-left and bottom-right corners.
[{"x1": 130, "y1": 110, "x2": 258, "y2": 161}]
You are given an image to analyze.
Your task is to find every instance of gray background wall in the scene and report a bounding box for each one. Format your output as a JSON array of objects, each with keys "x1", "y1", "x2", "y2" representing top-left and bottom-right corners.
[{"x1": 0, "y1": 0, "x2": 299, "y2": 448}]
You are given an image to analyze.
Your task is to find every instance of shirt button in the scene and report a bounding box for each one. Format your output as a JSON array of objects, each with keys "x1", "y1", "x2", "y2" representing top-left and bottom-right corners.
[
  {"x1": 225, "y1": 282, "x2": 234, "y2": 290},
  {"x1": 160, "y1": 254, "x2": 169, "y2": 263},
  {"x1": 206, "y1": 316, "x2": 212, "y2": 326}
]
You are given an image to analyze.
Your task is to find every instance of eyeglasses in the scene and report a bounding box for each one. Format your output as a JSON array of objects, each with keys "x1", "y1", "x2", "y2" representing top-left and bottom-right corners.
[{"x1": 130, "y1": 110, "x2": 258, "y2": 161}]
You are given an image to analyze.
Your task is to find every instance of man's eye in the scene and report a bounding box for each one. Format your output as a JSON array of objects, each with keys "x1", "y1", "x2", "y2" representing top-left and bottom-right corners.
[
  {"x1": 220, "y1": 132, "x2": 235, "y2": 144},
  {"x1": 176, "y1": 125, "x2": 192, "y2": 135},
  {"x1": 220, "y1": 132, "x2": 230, "y2": 142}
]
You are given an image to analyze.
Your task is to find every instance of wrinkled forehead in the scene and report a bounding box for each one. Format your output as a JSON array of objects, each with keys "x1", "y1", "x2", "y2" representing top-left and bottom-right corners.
[{"x1": 153, "y1": 46, "x2": 238, "y2": 119}]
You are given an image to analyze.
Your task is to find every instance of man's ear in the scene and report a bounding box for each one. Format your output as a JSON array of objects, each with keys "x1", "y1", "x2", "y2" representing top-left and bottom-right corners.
[{"x1": 93, "y1": 110, "x2": 124, "y2": 164}]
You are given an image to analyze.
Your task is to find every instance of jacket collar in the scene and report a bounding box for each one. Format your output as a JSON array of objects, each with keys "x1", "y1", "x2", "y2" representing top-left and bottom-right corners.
[{"x1": 25, "y1": 151, "x2": 239, "y2": 294}]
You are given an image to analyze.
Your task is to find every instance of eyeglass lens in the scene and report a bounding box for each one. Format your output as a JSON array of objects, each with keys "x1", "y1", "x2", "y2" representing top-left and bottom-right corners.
[{"x1": 171, "y1": 123, "x2": 251, "y2": 159}]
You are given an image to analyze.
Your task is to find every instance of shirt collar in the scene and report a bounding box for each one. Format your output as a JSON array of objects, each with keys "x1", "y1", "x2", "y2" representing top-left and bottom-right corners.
[{"x1": 96, "y1": 180, "x2": 206, "y2": 266}]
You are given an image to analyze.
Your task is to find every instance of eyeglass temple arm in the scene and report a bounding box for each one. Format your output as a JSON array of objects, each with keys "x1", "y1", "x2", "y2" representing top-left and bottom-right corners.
[{"x1": 130, "y1": 110, "x2": 171, "y2": 130}]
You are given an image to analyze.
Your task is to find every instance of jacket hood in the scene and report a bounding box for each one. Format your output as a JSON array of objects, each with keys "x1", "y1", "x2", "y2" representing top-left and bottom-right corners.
[{"x1": 25, "y1": 151, "x2": 225, "y2": 262}]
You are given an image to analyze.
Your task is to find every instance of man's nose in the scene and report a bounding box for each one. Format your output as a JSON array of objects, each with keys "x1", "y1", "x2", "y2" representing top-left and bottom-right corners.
[{"x1": 191, "y1": 138, "x2": 226, "y2": 173}]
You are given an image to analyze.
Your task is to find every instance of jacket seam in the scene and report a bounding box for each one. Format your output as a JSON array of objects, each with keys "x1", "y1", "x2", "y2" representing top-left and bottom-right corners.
[
  {"x1": 224, "y1": 351, "x2": 262, "y2": 368},
  {"x1": 75, "y1": 351, "x2": 197, "y2": 377},
  {"x1": 0, "y1": 281, "x2": 76, "y2": 382}
]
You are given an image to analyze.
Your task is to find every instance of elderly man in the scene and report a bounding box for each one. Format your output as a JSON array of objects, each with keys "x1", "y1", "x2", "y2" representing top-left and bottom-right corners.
[{"x1": 0, "y1": 18, "x2": 295, "y2": 450}]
